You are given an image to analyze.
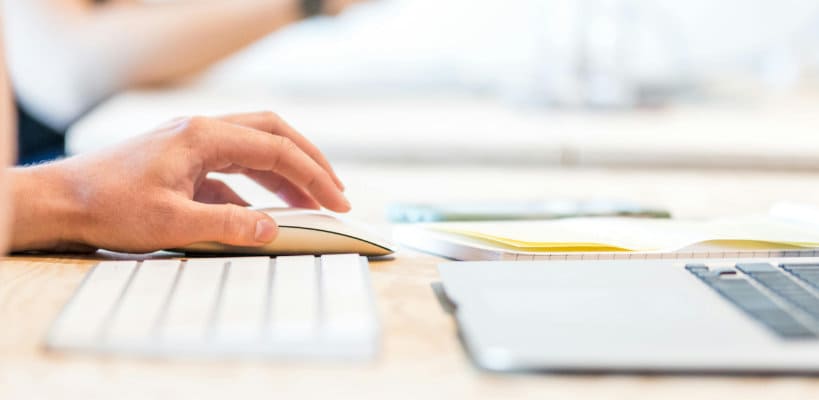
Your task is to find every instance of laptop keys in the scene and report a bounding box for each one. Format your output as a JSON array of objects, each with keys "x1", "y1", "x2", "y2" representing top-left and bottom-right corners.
[
  {"x1": 686, "y1": 264, "x2": 817, "y2": 339},
  {"x1": 781, "y1": 263, "x2": 819, "y2": 291},
  {"x1": 737, "y1": 263, "x2": 819, "y2": 321}
]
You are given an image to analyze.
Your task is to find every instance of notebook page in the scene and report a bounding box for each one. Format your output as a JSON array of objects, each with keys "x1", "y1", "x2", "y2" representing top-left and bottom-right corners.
[{"x1": 431, "y1": 216, "x2": 819, "y2": 253}]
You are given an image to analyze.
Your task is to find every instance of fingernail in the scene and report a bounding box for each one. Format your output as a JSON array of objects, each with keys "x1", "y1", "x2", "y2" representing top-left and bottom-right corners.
[
  {"x1": 254, "y1": 220, "x2": 277, "y2": 243},
  {"x1": 341, "y1": 196, "x2": 352, "y2": 212}
]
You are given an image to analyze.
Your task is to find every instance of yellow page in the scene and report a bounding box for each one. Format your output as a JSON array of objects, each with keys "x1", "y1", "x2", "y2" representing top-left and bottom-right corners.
[{"x1": 431, "y1": 216, "x2": 819, "y2": 253}]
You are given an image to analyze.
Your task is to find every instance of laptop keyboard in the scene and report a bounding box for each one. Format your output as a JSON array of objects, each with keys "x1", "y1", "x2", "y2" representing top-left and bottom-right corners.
[
  {"x1": 782, "y1": 263, "x2": 819, "y2": 291},
  {"x1": 46, "y1": 254, "x2": 380, "y2": 360},
  {"x1": 687, "y1": 262, "x2": 819, "y2": 339}
]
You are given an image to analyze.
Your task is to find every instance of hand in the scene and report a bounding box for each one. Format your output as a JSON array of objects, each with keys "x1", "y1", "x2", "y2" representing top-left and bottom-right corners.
[{"x1": 9, "y1": 112, "x2": 349, "y2": 253}]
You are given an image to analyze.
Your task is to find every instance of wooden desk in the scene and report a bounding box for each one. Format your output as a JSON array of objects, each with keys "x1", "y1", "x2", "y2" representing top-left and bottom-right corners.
[{"x1": 3, "y1": 164, "x2": 819, "y2": 399}]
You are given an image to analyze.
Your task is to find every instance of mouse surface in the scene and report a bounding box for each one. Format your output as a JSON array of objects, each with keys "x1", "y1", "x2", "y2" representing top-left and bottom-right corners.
[{"x1": 176, "y1": 208, "x2": 395, "y2": 256}]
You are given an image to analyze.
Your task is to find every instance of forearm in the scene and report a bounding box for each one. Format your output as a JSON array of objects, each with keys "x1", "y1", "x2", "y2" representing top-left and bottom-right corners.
[
  {"x1": 0, "y1": 19, "x2": 13, "y2": 254},
  {"x1": 4, "y1": 0, "x2": 303, "y2": 128},
  {"x1": 9, "y1": 164, "x2": 91, "y2": 252},
  {"x1": 86, "y1": 0, "x2": 303, "y2": 84}
]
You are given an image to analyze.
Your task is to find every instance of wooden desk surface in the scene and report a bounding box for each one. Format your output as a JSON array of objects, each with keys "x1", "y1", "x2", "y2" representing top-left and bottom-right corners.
[{"x1": 3, "y1": 164, "x2": 819, "y2": 399}]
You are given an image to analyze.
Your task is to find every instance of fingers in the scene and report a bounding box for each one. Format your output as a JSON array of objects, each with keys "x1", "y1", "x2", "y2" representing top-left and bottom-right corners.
[
  {"x1": 179, "y1": 201, "x2": 279, "y2": 247},
  {"x1": 193, "y1": 178, "x2": 250, "y2": 206},
  {"x1": 244, "y1": 170, "x2": 321, "y2": 210},
  {"x1": 217, "y1": 112, "x2": 345, "y2": 191},
  {"x1": 183, "y1": 117, "x2": 350, "y2": 213}
]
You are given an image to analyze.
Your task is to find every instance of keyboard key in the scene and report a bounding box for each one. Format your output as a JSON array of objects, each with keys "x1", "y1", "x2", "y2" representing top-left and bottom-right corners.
[
  {"x1": 213, "y1": 258, "x2": 270, "y2": 344},
  {"x1": 215, "y1": 258, "x2": 270, "y2": 343},
  {"x1": 735, "y1": 263, "x2": 778, "y2": 273},
  {"x1": 161, "y1": 259, "x2": 225, "y2": 343},
  {"x1": 782, "y1": 263, "x2": 819, "y2": 291},
  {"x1": 782, "y1": 263, "x2": 819, "y2": 270},
  {"x1": 321, "y1": 254, "x2": 377, "y2": 338},
  {"x1": 106, "y1": 260, "x2": 180, "y2": 344},
  {"x1": 689, "y1": 268, "x2": 816, "y2": 339},
  {"x1": 685, "y1": 264, "x2": 709, "y2": 273},
  {"x1": 47, "y1": 261, "x2": 137, "y2": 348},
  {"x1": 270, "y1": 255, "x2": 319, "y2": 341},
  {"x1": 737, "y1": 264, "x2": 819, "y2": 321}
]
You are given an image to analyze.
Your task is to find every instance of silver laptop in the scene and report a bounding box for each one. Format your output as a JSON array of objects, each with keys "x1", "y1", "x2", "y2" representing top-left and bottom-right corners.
[{"x1": 438, "y1": 257, "x2": 819, "y2": 373}]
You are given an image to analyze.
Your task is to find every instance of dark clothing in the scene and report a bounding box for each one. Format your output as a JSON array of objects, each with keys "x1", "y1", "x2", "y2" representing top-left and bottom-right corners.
[{"x1": 16, "y1": 101, "x2": 65, "y2": 165}]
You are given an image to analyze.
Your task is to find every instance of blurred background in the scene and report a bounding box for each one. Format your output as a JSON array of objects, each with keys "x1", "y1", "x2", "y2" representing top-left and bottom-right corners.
[
  {"x1": 208, "y1": 0, "x2": 819, "y2": 106},
  {"x1": 7, "y1": 0, "x2": 819, "y2": 169}
]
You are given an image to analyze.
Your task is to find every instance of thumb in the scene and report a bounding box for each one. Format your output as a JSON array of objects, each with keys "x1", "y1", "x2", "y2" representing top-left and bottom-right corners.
[{"x1": 182, "y1": 202, "x2": 279, "y2": 247}]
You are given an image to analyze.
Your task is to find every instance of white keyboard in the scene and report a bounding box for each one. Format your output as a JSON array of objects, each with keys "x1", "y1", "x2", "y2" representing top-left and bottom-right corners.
[{"x1": 45, "y1": 254, "x2": 380, "y2": 360}]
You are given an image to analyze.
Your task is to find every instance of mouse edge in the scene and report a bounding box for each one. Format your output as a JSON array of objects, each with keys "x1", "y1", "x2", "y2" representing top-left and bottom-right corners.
[
  {"x1": 277, "y1": 225, "x2": 396, "y2": 253},
  {"x1": 173, "y1": 227, "x2": 395, "y2": 257}
]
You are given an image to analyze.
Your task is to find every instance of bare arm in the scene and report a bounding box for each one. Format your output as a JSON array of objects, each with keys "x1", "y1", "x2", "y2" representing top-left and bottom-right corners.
[
  {"x1": 0, "y1": 13, "x2": 14, "y2": 254},
  {"x1": 4, "y1": 0, "x2": 358, "y2": 129}
]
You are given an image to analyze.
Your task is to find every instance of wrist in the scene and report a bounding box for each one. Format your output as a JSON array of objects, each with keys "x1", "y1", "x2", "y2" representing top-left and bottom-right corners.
[{"x1": 9, "y1": 163, "x2": 93, "y2": 252}]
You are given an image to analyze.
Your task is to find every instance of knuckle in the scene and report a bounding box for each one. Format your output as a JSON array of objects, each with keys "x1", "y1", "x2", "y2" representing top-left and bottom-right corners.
[
  {"x1": 262, "y1": 110, "x2": 280, "y2": 121},
  {"x1": 305, "y1": 176, "x2": 320, "y2": 192},
  {"x1": 173, "y1": 116, "x2": 213, "y2": 149},
  {"x1": 271, "y1": 136, "x2": 298, "y2": 169},
  {"x1": 261, "y1": 111, "x2": 284, "y2": 132},
  {"x1": 180, "y1": 116, "x2": 210, "y2": 136},
  {"x1": 165, "y1": 116, "x2": 211, "y2": 162},
  {"x1": 279, "y1": 136, "x2": 298, "y2": 152}
]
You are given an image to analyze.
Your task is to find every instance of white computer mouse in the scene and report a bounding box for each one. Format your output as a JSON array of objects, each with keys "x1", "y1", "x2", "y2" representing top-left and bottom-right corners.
[{"x1": 176, "y1": 208, "x2": 395, "y2": 257}]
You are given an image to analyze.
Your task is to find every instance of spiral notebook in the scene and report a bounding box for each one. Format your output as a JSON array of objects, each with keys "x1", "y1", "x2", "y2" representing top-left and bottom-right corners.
[{"x1": 393, "y1": 216, "x2": 819, "y2": 261}]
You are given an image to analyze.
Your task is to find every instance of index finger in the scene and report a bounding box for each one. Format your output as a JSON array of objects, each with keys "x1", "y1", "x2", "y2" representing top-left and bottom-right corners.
[
  {"x1": 184, "y1": 117, "x2": 351, "y2": 213},
  {"x1": 217, "y1": 111, "x2": 345, "y2": 191}
]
